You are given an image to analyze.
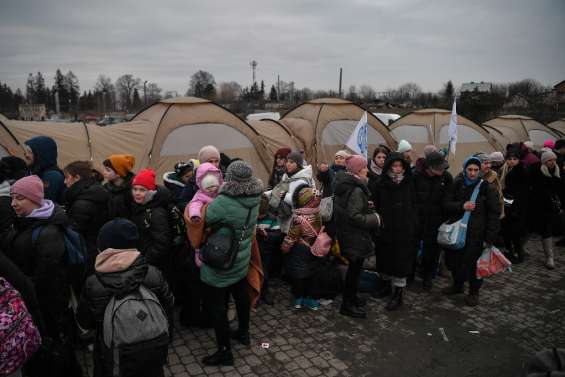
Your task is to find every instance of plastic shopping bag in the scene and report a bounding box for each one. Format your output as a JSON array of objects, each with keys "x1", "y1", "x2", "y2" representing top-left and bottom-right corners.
[{"x1": 476, "y1": 245, "x2": 512, "y2": 279}]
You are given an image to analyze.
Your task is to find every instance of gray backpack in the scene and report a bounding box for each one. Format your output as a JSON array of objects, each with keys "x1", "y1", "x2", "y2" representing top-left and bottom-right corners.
[{"x1": 103, "y1": 285, "x2": 169, "y2": 377}]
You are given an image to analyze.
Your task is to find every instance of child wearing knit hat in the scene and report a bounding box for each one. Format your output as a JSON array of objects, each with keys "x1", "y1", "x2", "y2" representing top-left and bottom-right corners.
[
  {"x1": 131, "y1": 168, "x2": 157, "y2": 204},
  {"x1": 10, "y1": 175, "x2": 46, "y2": 217},
  {"x1": 188, "y1": 162, "x2": 224, "y2": 222}
]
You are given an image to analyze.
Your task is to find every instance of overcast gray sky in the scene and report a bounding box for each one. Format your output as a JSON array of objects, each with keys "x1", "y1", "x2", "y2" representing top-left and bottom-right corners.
[{"x1": 1, "y1": 0, "x2": 564, "y2": 94}]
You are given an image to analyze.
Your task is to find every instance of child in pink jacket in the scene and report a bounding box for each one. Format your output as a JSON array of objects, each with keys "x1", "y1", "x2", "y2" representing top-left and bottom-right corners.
[{"x1": 188, "y1": 162, "x2": 223, "y2": 266}]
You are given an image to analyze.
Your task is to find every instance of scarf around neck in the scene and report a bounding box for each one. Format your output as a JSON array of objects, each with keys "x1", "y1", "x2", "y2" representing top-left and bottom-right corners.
[
  {"x1": 541, "y1": 164, "x2": 560, "y2": 178},
  {"x1": 370, "y1": 160, "x2": 383, "y2": 176},
  {"x1": 387, "y1": 171, "x2": 405, "y2": 184}
]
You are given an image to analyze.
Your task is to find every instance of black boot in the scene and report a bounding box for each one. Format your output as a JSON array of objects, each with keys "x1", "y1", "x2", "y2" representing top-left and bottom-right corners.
[
  {"x1": 353, "y1": 296, "x2": 367, "y2": 307},
  {"x1": 340, "y1": 303, "x2": 367, "y2": 318},
  {"x1": 230, "y1": 329, "x2": 250, "y2": 346},
  {"x1": 442, "y1": 284, "x2": 464, "y2": 295},
  {"x1": 202, "y1": 347, "x2": 234, "y2": 366},
  {"x1": 372, "y1": 280, "x2": 392, "y2": 299},
  {"x1": 464, "y1": 290, "x2": 480, "y2": 307},
  {"x1": 385, "y1": 287, "x2": 403, "y2": 311},
  {"x1": 422, "y1": 277, "x2": 433, "y2": 291}
]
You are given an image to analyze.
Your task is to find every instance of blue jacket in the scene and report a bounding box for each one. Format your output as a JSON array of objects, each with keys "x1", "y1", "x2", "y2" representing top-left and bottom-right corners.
[{"x1": 25, "y1": 136, "x2": 65, "y2": 204}]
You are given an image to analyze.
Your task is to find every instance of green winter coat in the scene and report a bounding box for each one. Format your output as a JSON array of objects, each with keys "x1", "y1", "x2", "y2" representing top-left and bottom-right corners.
[{"x1": 202, "y1": 192, "x2": 261, "y2": 288}]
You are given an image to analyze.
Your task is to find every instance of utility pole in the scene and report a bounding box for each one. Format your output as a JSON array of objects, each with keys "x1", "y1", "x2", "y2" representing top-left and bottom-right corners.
[
  {"x1": 338, "y1": 68, "x2": 343, "y2": 98},
  {"x1": 277, "y1": 75, "x2": 280, "y2": 102}
]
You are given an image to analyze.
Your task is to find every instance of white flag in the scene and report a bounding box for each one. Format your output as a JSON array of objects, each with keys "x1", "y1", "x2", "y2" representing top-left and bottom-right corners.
[
  {"x1": 448, "y1": 98, "x2": 457, "y2": 155},
  {"x1": 345, "y1": 111, "x2": 368, "y2": 158}
]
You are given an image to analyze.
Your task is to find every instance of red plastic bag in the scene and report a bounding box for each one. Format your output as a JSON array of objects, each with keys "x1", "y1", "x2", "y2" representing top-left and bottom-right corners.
[{"x1": 476, "y1": 245, "x2": 512, "y2": 279}]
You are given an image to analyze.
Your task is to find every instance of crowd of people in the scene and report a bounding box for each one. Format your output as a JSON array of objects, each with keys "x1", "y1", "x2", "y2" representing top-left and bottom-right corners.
[{"x1": 1, "y1": 134, "x2": 564, "y2": 376}]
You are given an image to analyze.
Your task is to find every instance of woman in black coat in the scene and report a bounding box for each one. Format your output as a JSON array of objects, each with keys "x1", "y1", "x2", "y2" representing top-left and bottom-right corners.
[
  {"x1": 63, "y1": 161, "x2": 110, "y2": 274},
  {"x1": 77, "y1": 219, "x2": 174, "y2": 377},
  {"x1": 374, "y1": 152, "x2": 416, "y2": 311},
  {"x1": 334, "y1": 155, "x2": 381, "y2": 318},
  {"x1": 412, "y1": 152, "x2": 453, "y2": 290},
  {"x1": 128, "y1": 168, "x2": 173, "y2": 273},
  {"x1": 443, "y1": 156, "x2": 500, "y2": 306},
  {"x1": 529, "y1": 151, "x2": 563, "y2": 270},
  {"x1": 500, "y1": 147, "x2": 530, "y2": 263},
  {"x1": 3, "y1": 175, "x2": 82, "y2": 376}
]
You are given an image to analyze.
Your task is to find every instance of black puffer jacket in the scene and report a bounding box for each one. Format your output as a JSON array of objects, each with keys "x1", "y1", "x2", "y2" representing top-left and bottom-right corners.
[
  {"x1": 443, "y1": 174, "x2": 501, "y2": 259},
  {"x1": 367, "y1": 168, "x2": 384, "y2": 204},
  {"x1": 413, "y1": 162, "x2": 453, "y2": 241},
  {"x1": 529, "y1": 162, "x2": 563, "y2": 229},
  {"x1": 65, "y1": 178, "x2": 110, "y2": 271},
  {"x1": 334, "y1": 172, "x2": 380, "y2": 260},
  {"x1": 104, "y1": 172, "x2": 134, "y2": 219},
  {"x1": 129, "y1": 186, "x2": 173, "y2": 270},
  {"x1": 0, "y1": 181, "x2": 14, "y2": 238},
  {"x1": 374, "y1": 155, "x2": 417, "y2": 278},
  {"x1": 77, "y1": 254, "x2": 173, "y2": 377},
  {"x1": 502, "y1": 163, "x2": 530, "y2": 236},
  {"x1": 2, "y1": 205, "x2": 70, "y2": 338}
]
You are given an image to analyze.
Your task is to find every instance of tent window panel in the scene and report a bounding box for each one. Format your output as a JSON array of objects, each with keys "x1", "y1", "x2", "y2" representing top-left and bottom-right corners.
[
  {"x1": 322, "y1": 120, "x2": 386, "y2": 146},
  {"x1": 391, "y1": 125, "x2": 430, "y2": 143},
  {"x1": 160, "y1": 123, "x2": 253, "y2": 156},
  {"x1": 529, "y1": 130, "x2": 555, "y2": 147},
  {"x1": 439, "y1": 125, "x2": 486, "y2": 143},
  {"x1": 0, "y1": 145, "x2": 9, "y2": 158}
]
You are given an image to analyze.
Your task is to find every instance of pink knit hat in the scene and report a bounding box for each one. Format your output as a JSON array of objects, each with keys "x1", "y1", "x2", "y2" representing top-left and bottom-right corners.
[
  {"x1": 11, "y1": 175, "x2": 44, "y2": 205},
  {"x1": 543, "y1": 139, "x2": 555, "y2": 149},
  {"x1": 346, "y1": 155, "x2": 368, "y2": 175}
]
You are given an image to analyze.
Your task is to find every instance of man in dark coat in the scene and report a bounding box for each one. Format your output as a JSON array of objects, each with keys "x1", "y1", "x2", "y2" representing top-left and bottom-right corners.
[
  {"x1": 374, "y1": 152, "x2": 417, "y2": 311},
  {"x1": 334, "y1": 155, "x2": 381, "y2": 318},
  {"x1": 77, "y1": 219, "x2": 174, "y2": 377},
  {"x1": 24, "y1": 136, "x2": 65, "y2": 204},
  {"x1": 413, "y1": 151, "x2": 453, "y2": 290},
  {"x1": 442, "y1": 156, "x2": 500, "y2": 306}
]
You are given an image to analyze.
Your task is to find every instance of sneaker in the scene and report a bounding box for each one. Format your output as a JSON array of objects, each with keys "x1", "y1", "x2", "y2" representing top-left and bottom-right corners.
[
  {"x1": 292, "y1": 298, "x2": 303, "y2": 309},
  {"x1": 304, "y1": 298, "x2": 320, "y2": 311}
]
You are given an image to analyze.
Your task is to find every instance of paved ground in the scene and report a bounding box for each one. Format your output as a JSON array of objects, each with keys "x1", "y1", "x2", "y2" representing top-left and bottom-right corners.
[{"x1": 78, "y1": 237, "x2": 565, "y2": 377}]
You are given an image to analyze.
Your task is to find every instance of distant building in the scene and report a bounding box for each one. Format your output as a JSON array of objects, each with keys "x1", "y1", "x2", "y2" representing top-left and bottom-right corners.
[
  {"x1": 552, "y1": 80, "x2": 565, "y2": 111},
  {"x1": 460, "y1": 81, "x2": 493, "y2": 93},
  {"x1": 19, "y1": 104, "x2": 46, "y2": 121}
]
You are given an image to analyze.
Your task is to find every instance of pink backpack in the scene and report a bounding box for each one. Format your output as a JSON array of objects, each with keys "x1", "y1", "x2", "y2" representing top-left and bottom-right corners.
[
  {"x1": 300, "y1": 218, "x2": 332, "y2": 257},
  {"x1": 0, "y1": 276, "x2": 42, "y2": 375}
]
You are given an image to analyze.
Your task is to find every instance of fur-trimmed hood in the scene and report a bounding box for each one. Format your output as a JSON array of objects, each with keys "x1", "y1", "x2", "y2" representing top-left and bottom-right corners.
[
  {"x1": 220, "y1": 176, "x2": 263, "y2": 197},
  {"x1": 163, "y1": 171, "x2": 184, "y2": 188}
]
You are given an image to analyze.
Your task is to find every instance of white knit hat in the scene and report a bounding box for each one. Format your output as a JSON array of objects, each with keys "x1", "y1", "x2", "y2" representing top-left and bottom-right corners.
[
  {"x1": 201, "y1": 173, "x2": 220, "y2": 190},
  {"x1": 397, "y1": 140, "x2": 413, "y2": 153}
]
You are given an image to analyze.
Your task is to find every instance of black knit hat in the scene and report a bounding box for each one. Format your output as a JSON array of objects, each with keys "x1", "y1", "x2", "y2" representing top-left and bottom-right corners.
[
  {"x1": 0, "y1": 156, "x2": 27, "y2": 181},
  {"x1": 97, "y1": 218, "x2": 139, "y2": 251}
]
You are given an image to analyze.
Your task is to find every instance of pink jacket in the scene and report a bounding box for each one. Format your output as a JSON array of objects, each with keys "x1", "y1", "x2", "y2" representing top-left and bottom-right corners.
[{"x1": 188, "y1": 162, "x2": 223, "y2": 218}]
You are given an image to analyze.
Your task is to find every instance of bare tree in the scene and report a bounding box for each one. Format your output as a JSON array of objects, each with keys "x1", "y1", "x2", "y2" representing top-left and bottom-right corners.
[
  {"x1": 115, "y1": 74, "x2": 141, "y2": 111},
  {"x1": 218, "y1": 81, "x2": 242, "y2": 102},
  {"x1": 359, "y1": 85, "x2": 376, "y2": 102},
  {"x1": 187, "y1": 70, "x2": 216, "y2": 99},
  {"x1": 145, "y1": 82, "x2": 162, "y2": 103}
]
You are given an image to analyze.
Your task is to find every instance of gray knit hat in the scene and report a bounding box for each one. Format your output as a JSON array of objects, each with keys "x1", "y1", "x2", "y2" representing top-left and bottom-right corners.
[
  {"x1": 287, "y1": 151, "x2": 304, "y2": 167},
  {"x1": 541, "y1": 150, "x2": 557, "y2": 164},
  {"x1": 221, "y1": 160, "x2": 263, "y2": 196}
]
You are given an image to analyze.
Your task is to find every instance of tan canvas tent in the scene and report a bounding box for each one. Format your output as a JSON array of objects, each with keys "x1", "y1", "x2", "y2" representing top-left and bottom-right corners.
[
  {"x1": 280, "y1": 98, "x2": 397, "y2": 167},
  {"x1": 389, "y1": 109, "x2": 502, "y2": 172},
  {"x1": 0, "y1": 113, "x2": 24, "y2": 158},
  {"x1": 131, "y1": 97, "x2": 270, "y2": 181},
  {"x1": 247, "y1": 119, "x2": 304, "y2": 168},
  {"x1": 1, "y1": 97, "x2": 273, "y2": 182},
  {"x1": 548, "y1": 119, "x2": 565, "y2": 136},
  {"x1": 483, "y1": 115, "x2": 560, "y2": 148}
]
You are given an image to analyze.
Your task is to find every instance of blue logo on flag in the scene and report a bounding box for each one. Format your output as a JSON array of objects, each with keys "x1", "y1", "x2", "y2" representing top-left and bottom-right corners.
[{"x1": 357, "y1": 122, "x2": 368, "y2": 156}]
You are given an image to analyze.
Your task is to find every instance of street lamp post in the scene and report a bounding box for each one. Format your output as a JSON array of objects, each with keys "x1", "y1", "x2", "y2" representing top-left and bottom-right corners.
[{"x1": 144, "y1": 81, "x2": 148, "y2": 105}]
